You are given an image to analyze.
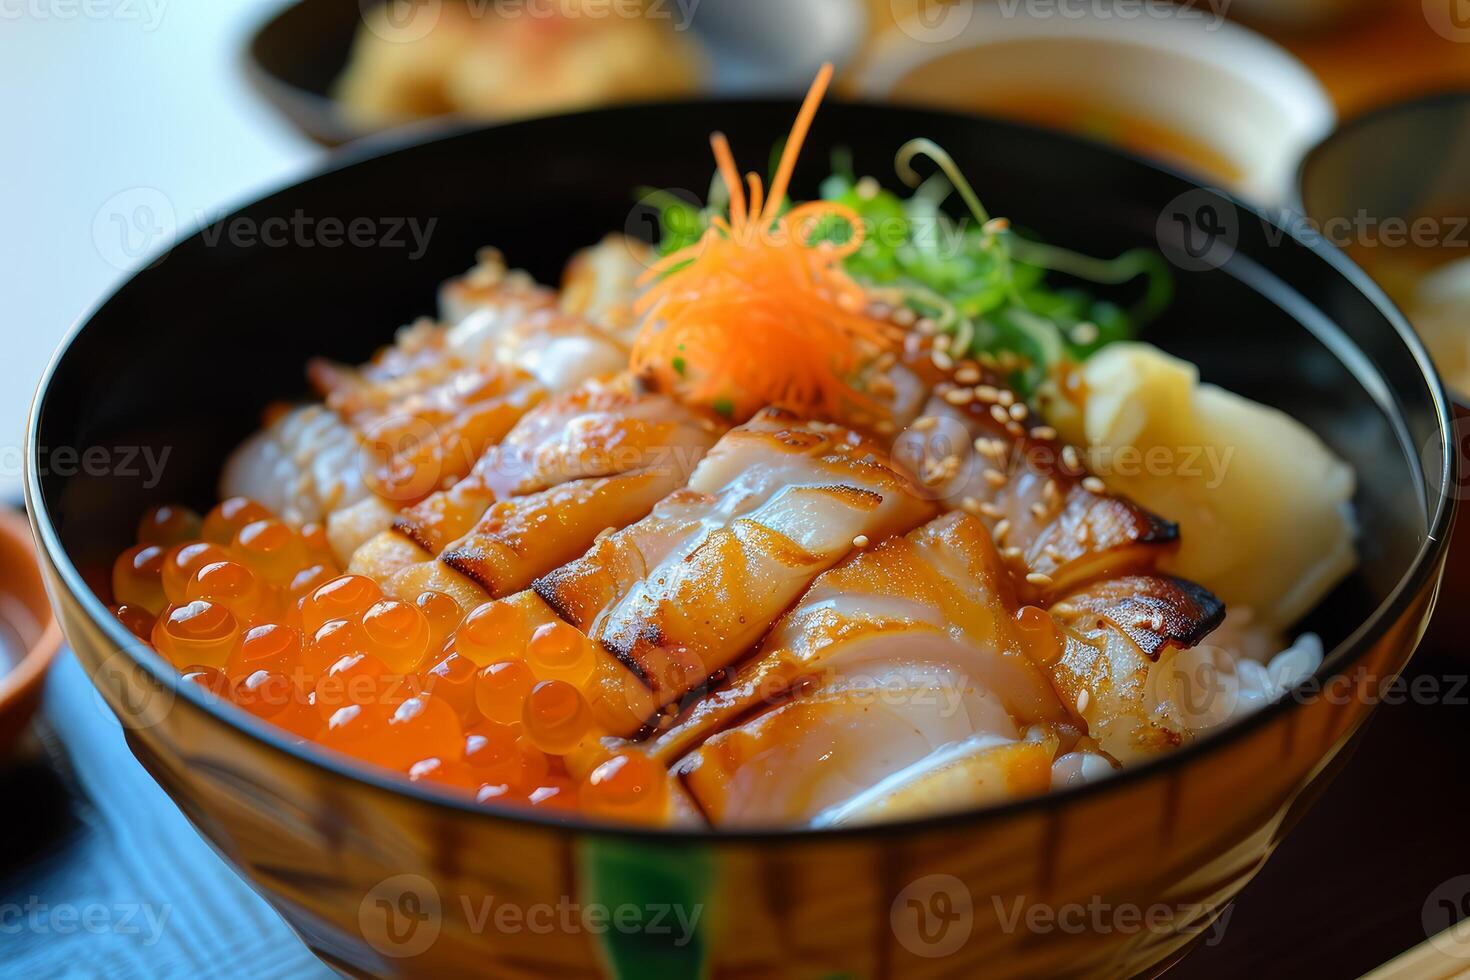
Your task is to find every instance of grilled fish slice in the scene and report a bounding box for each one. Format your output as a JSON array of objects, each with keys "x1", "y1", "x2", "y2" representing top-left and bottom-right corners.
[
  {"x1": 659, "y1": 513, "x2": 1071, "y2": 825},
  {"x1": 891, "y1": 349, "x2": 1181, "y2": 600},
  {"x1": 220, "y1": 405, "x2": 369, "y2": 525},
  {"x1": 535, "y1": 408, "x2": 936, "y2": 711},
  {"x1": 651, "y1": 512, "x2": 1070, "y2": 764},
  {"x1": 222, "y1": 271, "x2": 555, "y2": 543},
  {"x1": 672, "y1": 665, "x2": 1038, "y2": 826},
  {"x1": 349, "y1": 386, "x2": 722, "y2": 603},
  {"x1": 1046, "y1": 574, "x2": 1225, "y2": 761},
  {"x1": 397, "y1": 384, "x2": 720, "y2": 559},
  {"x1": 810, "y1": 734, "x2": 1055, "y2": 827}
]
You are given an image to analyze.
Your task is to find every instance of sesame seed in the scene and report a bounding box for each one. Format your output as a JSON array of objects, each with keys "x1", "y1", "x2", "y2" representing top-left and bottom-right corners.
[
  {"x1": 934, "y1": 333, "x2": 952, "y2": 352},
  {"x1": 932, "y1": 349, "x2": 955, "y2": 371},
  {"x1": 1151, "y1": 612, "x2": 1164, "y2": 632},
  {"x1": 874, "y1": 419, "x2": 897, "y2": 435},
  {"x1": 979, "y1": 501, "x2": 1005, "y2": 519},
  {"x1": 1043, "y1": 479, "x2": 1059, "y2": 503},
  {"x1": 1006, "y1": 422, "x2": 1025, "y2": 438},
  {"x1": 1076, "y1": 689, "x2": 1091, "y2": 714},
  {"x1": 892, "y1": 308, "x2": 917, "y2": 327},
  {"x1": 1030, "y1": 501, "x2": 1049, "y2": 520},
  {"x1": 993, "y1": 519, "x2": 1011, "y2": 542},
  {"x1": 1062, "y1": 445, "x2": 1081, "y2": 471},
  {"x1": 984, "y1": 469, "x2": 1008, "y2": 488},
  {"x1": 1026, "y1": 572, "x2": 1054, "y2": 587},
  {"x1": 1071, "y1": 321, "x2": 1100, "y2": 345},
  {"x1": 944, "y1": 387, "x2": 974, "y2": 406},
  {"x1": 998, "y1": 389, "x2": 1016, "y2": 408},
  {"x1": 961, "y1": 496, "x2": 983, "y2": 516},
  {"x1": 1082, "y1": 476, "x2": 1106, "y2": 494},
  {"x1": 1009, "y1": 402, "x2": 1028, "y2": 421},
  {"x1": 955, "y1": 364, "x2": 981, "y2": 385},
  {"x1": 1003, "y1": 546, "x2": 1023, "y2": 560},
  {"x1": 852, "y1": 535, "x2": 870, "y2": 549},
  {"x1": 975, "y1": 384, "x2": 1000, "y2": 404},
  {"x1": 914, "y1": 415, "x2": 938, "y2": 431},
  {"x1": 989, "y1": 404, "x2": 1010, "y2": 425},
  {"x1": 916, "y1": 318, "x2": 938, "y2": 335},
  {"x1": 1032, "y1": 425, "x2": 1058, "y2": 441},
  {"x1": 1074, "y1": 523, "x2": 1090, "y2": 544}
]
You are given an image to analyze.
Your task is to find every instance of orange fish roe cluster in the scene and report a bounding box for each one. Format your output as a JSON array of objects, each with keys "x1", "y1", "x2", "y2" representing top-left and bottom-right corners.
[{"x1": 107, "y1": 498, "x2": 670, "y2": 823}]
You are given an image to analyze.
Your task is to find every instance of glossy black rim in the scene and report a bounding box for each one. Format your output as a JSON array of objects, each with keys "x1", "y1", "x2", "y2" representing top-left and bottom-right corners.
[{"x1": 27, "y1": 99, "x2": 1458, "y2": 846}]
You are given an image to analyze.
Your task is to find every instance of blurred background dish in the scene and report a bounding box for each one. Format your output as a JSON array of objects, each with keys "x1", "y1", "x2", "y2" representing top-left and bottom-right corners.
[
  {"x1": 333, "y1": 0, "x2": 707, "y2": 129},
  {"x1": 0, "y1": 508, "x2": 63, "y2": 760},
  {"x1": 1298, "y1": 90, "x2": 1470, "y2": 653},
  {"x1": 1299, "y1": 91, "x2": 1470, "y2": 400},
  {"x1": 850, "y1": 2, "x2": 1335, "y2": 203},
  {"x1": 248, "y1": 0, "x2": 868, "y2": 146}
]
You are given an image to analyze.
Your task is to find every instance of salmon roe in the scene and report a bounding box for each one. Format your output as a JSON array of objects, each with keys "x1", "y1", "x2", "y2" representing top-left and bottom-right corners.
[{"x1": 112, "y1": 497, "x2": 672, "y2": 822}]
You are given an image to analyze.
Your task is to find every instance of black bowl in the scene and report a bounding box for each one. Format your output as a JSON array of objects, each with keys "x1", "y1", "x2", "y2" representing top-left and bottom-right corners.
[{"x1": 27, "y1": 102, "x2": 1455, "y2": 977}]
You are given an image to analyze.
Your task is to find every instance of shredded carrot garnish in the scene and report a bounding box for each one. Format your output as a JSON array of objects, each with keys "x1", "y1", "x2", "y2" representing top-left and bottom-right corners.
[{"x1": 630, "y1": 64, "x2": 892, "y2": 421}]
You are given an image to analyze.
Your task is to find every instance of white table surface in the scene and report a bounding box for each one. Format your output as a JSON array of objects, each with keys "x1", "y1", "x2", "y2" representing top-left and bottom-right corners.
[{"x1": 0, "y1": 0, "x2": 321, "y2": 503}]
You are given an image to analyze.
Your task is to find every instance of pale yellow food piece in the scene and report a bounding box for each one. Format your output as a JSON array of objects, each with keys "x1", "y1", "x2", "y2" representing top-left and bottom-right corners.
[{"x1": 1043, "y1": 342, "x2": 1356, "y2": 632}]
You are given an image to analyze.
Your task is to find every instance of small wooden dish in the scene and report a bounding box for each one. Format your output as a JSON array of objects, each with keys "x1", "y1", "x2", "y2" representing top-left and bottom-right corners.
[{"x1": 0, "y1": 507, "x2": 63, "y2": 758}]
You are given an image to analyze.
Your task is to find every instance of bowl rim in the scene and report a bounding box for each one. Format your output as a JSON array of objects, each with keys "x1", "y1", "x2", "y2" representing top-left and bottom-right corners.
[{"x1": 25, "y1": 98, "x2": 1458, "y2": 844}]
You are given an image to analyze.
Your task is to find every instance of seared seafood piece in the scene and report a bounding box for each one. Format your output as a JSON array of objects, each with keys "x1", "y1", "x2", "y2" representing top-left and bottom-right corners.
[
  {"x1": 890, "y1": 344, "x2": 1180, "y2": 600},
  {"x1": 535, "y1": 408, "x2": 936, "y2": 711},
  {"x1": 349, "y1": 385, "x2": 722, "y2": 603},
  {"x1": 673, "y1": 669, "x2": 1054, "y2": 827},
  {"x1": 559, "y1": 234, "x2": 652, "y2": 339},
  {"x1": 219, "y1": 405, "x2": 369, "y2": 526},
  {"x1": 652, "y1": 512, "x2": 1069, "y2": 763},
  {"x1": 659, "y1": 512, "x2": 1071, "y2": 825},
  {"x1": 1045, "y1": 574, "x2": 1225, "y2": 762},
  {"x1": 811, "y1": 734, "x2": 1055, "y2": 827}
]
